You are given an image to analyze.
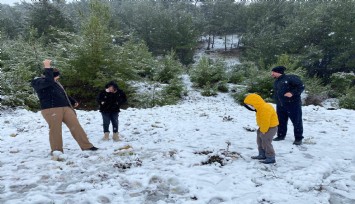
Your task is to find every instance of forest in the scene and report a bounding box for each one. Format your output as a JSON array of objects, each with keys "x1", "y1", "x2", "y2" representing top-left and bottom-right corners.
[{"x1": 0, "y1": 0, "x2": 354, "y2": 110}]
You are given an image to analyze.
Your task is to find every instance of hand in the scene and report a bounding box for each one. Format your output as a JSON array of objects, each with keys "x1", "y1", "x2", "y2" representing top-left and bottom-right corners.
[
  {"x1": 43, "y1": 59, "x2": 52, "y2": 68},
  {"x1": 74, "y1": 103, "x2": 79, "y2": 108},
  {"x1": 105, "y1": 88, "x2": 110, "y2": 93},
  {"x1": 284, "y1": 92, "x2": 293, "y2": 97}
]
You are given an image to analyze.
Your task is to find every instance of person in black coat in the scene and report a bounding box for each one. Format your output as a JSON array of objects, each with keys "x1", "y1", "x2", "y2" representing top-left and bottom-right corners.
[
  {"x1": 271, "y1": 66, "x2": 305, "y2": 145},
  {"x1": 31, "y1": 59, "x2": 98, "y2": 154},
  {"x1": 97, "y1": 81, "x2": 127, "y2": 141}
]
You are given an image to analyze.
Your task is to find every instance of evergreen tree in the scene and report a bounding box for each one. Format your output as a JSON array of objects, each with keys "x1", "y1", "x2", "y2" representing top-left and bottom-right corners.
[{"x1": 27, "y1": 0, "x2": 74, "y2": 44}]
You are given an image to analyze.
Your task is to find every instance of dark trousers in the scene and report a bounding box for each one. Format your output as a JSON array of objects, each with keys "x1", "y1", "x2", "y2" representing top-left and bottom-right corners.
[
  {"x1": 276, "y1": 103, "x2": 303, "y2": 140},
  {"x1": 101, "y1": 112, "x2": 119, "y2": 133}
]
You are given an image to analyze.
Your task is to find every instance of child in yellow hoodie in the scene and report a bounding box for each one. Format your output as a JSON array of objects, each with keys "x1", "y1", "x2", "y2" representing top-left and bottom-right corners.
[{"x1": 244, "y1": 93, "x2": 279, "y2": 164}]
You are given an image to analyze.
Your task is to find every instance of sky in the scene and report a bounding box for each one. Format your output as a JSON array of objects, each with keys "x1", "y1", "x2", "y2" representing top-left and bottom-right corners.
[
  {"x1": 0, "y1": 0, "x2": 74, "y2": 5},
  {"x1": 0, "y1": 0, "x2": 31, "y2": 5}
]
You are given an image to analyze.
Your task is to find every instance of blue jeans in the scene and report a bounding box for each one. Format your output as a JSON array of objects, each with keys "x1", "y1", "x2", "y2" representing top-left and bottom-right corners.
[{"x1": 101, "y1": 112, "x2": 119, "y2": 133}]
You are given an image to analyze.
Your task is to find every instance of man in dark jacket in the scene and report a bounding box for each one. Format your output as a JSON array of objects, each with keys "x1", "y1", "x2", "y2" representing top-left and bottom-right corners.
[
  {"x1": 31, "y1": 59, "x2": 98, "y2": 154},
  {"x1": 97, "y1": 81, "x2": 127, "y2": 141},
  {"x1": 271, "y1": 66, "x2": 305, "y2": 145}
]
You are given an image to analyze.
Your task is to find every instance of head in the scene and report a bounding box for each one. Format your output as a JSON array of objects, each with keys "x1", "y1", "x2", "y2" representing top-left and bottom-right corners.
[
  {"x1": 271, "y1": 66, "x2": 286, "y2": 79},
  {"x1": 243, "y1": 93, "x2": 265, "y2": 111},
  {"x1": 105, "y1": 81, "x2": 119, "y2": 92}
]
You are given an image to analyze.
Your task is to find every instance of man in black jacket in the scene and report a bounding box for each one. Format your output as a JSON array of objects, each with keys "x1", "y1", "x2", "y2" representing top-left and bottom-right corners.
[
  {"x1": 271, "y1": 66, "x2": 305, "y2": 145},
  {"x1": 97, "y1": 81, "x2": 127, "y2": 141},
  {"x1": 31, "y1": 59, "x2": 98, "y2": 154}
]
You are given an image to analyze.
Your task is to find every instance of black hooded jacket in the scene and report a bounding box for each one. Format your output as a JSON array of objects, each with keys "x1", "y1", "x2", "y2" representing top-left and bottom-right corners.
[
  {"x1": 31, "y1": 69, "x2": 76, "y2": 110},
  {"x1": 96, "y1": 81, "x2": 127, "y2": 113},
  {"x1": 273, "y1": 74, "x2": 305, "y2": 107}
]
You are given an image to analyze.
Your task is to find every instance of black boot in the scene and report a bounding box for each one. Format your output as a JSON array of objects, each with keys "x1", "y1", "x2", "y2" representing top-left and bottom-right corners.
[
  {"x1": 260, "y1": 156, "x2": 276, "y2": 164},
  {"x1": 273, "y1": 136, "x2": 285, "y2": 141},
  {"x1": 293, "y1": 139, "x2": 302, "y2": 145},
  {"x1": 251, "y1": 150, "x2": 266, "y2": 160}
]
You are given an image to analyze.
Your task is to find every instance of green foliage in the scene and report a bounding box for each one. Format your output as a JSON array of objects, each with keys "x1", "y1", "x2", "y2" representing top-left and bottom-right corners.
[
  {"x1": 154, "y1": 51, "x2": 184, "y2": 83},
  {"x1": 117, "y1": 1, "x2": 200, "y2": 64},
  {"x1": 0, "y1": 37, "x2": 47, "y2": 109},
  {"x1": 64, "y1": 0, "x2": 121, "y2": 109},
  {"x1": 329, "y1": 72, "x2": 355, "y2": 98},
  {"x1": 303, "y1": 76, "x2": 329, "y2": 106},
  {"x1": 190, "y1": 57, "x2": 227, "y2": 91},
  {"x1": 27, "y1": 1, "x2": 74, "y2": 44},
  {"x1": 241, "y1": 1, "x2": 355, "y2": 81},
  {"x1": 339, "y1": 87, "x2": 355, "y2": 110},
  {"x1": 231, "y1": 87, "x2": 249, "y2": 104},
  {"x1": 228, "y1": 62, "x2": 259, "y2": 84},
  {"x1": 201, "y1": 82, "x2": 218, "y2": 97},
  {"x1": 158, "y1": 78, "x2": 186, "y2": 106}
]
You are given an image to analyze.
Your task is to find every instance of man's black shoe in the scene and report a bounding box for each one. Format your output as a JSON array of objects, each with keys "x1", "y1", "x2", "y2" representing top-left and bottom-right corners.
[
  {"x1": 273, "y1": 137, "x2": 285, "y2": 141},
  {"x1": 85, "y1": 146, "x2": 99, "y2": 151},
  {"x1": 293, "y1": 140, "x2": 302, "y2": 145}
]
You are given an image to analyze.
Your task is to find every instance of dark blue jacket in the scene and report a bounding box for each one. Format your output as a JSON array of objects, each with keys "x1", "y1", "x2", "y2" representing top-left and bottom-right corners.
[
  {"x1": 31, "y1": 69, "x2": 76, "y2": 110},
  {"x1": 273, "y1": 74, "x2": 305, "y2": 107}
]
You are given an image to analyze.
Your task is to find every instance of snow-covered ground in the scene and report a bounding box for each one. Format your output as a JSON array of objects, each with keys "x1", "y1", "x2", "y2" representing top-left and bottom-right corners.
[{"x1": 1, "y1": 75, "x2": 355, "y2": 204}]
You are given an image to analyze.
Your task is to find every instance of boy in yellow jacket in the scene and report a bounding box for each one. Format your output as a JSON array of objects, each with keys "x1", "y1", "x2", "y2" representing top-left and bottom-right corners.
[{"x1": 244, "y1": 93, "x2": 279, "y2": 164}]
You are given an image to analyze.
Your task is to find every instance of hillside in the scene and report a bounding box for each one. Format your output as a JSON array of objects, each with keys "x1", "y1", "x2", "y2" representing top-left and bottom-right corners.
[{"x1": 1, "y1": 74, "x2": 355, "y2": 204}]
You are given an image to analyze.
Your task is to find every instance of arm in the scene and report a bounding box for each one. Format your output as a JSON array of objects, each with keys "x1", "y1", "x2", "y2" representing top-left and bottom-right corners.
[
  {"x1": 97, "y1": 91, "x2": 107, "y2": 105},
  {"x1": 31, "y1": 59, "x2": 56, "y2": 91},
  {"x1": 287, "y1": 75, "x2": 305, "y2": 97},
  {"x1": 31, "y1": 68, "x2": 56, "y2": 91},
  {"x1": 115, "y1": 89, "x2": 127, "y2": 105}
]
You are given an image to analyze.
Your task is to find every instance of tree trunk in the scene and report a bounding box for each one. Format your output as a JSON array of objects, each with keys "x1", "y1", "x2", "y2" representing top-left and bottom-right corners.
[
  {"x1": 207, "y1": 35, "x2": 211, "y2": 50},
  {"x1": 224, "y1": 35, "x2": 227, "y2": 51},
  {"x1": 212, "y1": 35, "x2": 215, "y2": 49}
]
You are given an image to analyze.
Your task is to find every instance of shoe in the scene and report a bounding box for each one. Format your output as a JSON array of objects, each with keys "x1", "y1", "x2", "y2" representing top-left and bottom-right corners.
[
  {"x1": 84, "y1": 146, "x2": 99, "y2": 151},
  {"x1": 273, "y1": 136, "x2": 285, "y2": 141},
  {"x1": 260, "y1": 156, "x2": 276, "y2": 164},
  {"x1": 102, "y1": 132, "x2": 109, "y2": 141},
  {"x1": 251, "y1": 155, "x2": 266, "y2": 160},
  {"x1": 293, "y1": 140, "x2": 302, "y2": 145},
  {"x1": 112, "y1": 132, "x2": 120, "y2": 142}
]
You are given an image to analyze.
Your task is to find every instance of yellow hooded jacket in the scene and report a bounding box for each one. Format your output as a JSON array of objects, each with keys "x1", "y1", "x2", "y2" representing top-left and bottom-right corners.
[{"x1": 244, "y1": 93, "x2": 279, "y2": 134}]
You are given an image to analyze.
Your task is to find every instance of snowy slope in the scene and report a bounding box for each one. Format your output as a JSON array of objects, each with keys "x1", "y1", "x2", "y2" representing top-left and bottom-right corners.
[{"x1": 1, "y1": 75, "x2": 355, "y2": 204}]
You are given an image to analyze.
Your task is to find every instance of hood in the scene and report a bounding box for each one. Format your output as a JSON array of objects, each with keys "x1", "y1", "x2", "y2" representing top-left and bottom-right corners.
[{"x1": 244, "y1": 93, "x2": 265, "y2": 110}]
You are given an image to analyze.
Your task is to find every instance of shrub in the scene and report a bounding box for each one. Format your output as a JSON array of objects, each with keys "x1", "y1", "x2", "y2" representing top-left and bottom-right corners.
[
  {"x1": 329, "y1": 72, "x2": 355, "y2": 98},
  {"x1": 154, "y1": 51, "x2": 184, "y2": 84},
  {"x1": 201, "y1": 82, "x2": 218, "y2": 97},
  {"x1": 190, "y1": 56, "x2": 227, "y2": 89},
  {"x1": 339, "y1": 87, "x2": 355, "y2": 110},
  {"x1": 228, "y1": 62, "x2": 259, "y2": 84},
  {"x1": 303, "y1": 76, "x2": 329, "y2": 106}
]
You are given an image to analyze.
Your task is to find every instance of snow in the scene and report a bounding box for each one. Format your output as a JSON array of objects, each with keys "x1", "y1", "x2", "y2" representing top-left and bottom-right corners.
[{"x1": 1, "y1": 75, "x2": 355, "y2": 204}]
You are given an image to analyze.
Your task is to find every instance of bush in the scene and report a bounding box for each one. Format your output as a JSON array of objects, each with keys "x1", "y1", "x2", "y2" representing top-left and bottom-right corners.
[
  {"x1": 231, "y1": 88, "x2": 249, "y2": 104},
  {"x1": 329, "y1": 72, "x2": 355, "y2": 98},
  {"x1": 303, "y1": 76, "x2": 329, "y2": 106},
  {"x1": 201, "y1": 82, "x2": 218, "y2": 97},
  {"x1": 190, "y1": 56, "x2": 227, "y2": 95},
  {"x1": 154, "y1": 51, "x2": 184, "y2": 84},
  {"x1": 228, "y1": 62, "x2": 259, "y2": 84},
  {"x1": 339, "y1": 87, "x2": 355, "y2": 110},
  {"x1": 158, "y1": 78, "x2": 186, "y2": 106}
]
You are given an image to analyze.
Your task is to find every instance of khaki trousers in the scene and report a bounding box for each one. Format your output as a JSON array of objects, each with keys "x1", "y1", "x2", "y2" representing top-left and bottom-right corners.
[
  {"x1": 41, "y1": 107, "x2": 93, "y2": 152},
  {"x1": 256, "y1": 127, "x2": 277, "y2": 157}
]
